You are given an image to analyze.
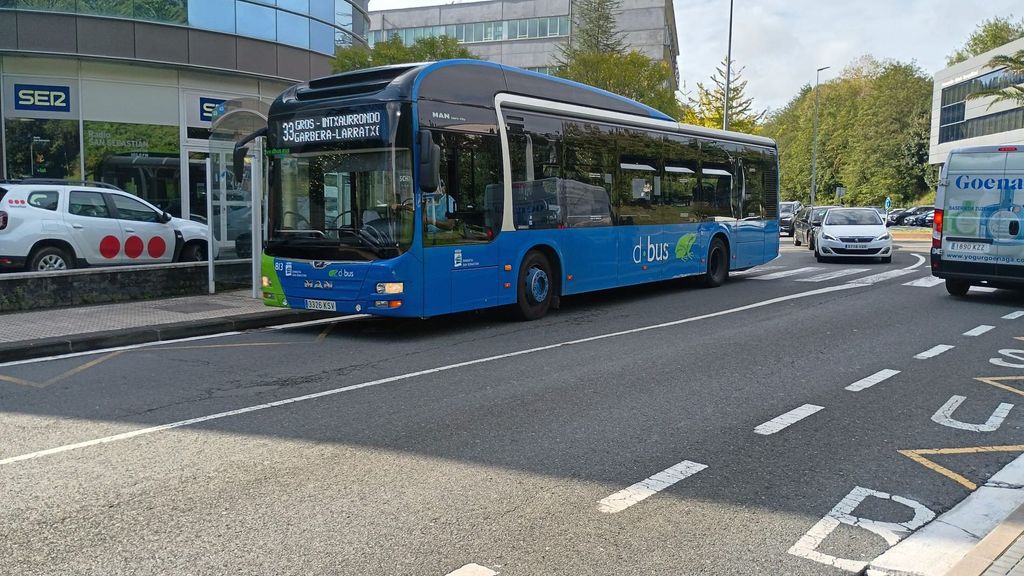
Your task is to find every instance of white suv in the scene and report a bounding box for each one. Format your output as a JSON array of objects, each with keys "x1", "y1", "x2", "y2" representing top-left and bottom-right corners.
[{"x1": 0, "y1": 180, "x2": 210, "y2": 272}]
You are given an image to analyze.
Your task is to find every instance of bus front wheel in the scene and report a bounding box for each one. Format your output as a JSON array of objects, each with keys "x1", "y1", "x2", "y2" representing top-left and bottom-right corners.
[
  {"x1": 516, "y1": 251, "x2": 554, "y2": 321},
  {"x1": 701, "y1": 238, "x2": 729, "y2": 288}
]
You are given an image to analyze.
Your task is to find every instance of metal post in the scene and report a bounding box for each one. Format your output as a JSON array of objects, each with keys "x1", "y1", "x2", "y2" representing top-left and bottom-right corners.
[
  {"x1": 251, "y1": 139, "x2": 263, "y2": 299},
  {"x1": 206, "y1": 157, "x2": 215, "y2": 295},
  {"x1": 810, "y1": 65, "x2": 830, "y2": 208},
  {"x1": 722, "y1": 0, "x2": 734, "y2": 131}
]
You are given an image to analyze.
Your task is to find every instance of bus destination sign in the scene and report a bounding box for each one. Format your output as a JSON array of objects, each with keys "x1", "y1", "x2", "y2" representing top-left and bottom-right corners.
[{"x1": 277, "y1": 109, "x2": 386, "y2": 146}]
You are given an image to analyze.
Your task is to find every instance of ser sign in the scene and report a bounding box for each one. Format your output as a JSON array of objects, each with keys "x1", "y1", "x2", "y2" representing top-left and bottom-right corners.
[{"x1": 14, "y1": 84, "x2": 71, "y2": 113}]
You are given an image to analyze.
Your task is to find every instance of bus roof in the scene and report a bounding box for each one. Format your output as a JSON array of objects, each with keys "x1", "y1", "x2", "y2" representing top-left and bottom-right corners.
[
  {"x1": 948, "y1": 144, "x2": 1023, "y2": 155},
  {"x1": 271, "y1": 60, "x2": 776, "y2": 149}
]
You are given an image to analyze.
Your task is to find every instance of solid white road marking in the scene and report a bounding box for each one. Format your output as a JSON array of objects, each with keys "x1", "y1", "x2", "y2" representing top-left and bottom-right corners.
[
  {"x1": 0, "y1": 283, "x2": 863, "y2": 467},
  {"x1": 972, "y1": 286, "x2": 998, "y2": 293},
  {"x1": 904, "y1": 254, "x2": 926, "y2": 270},
  {"x1": 847, "y1": 269, "x2": 916, "y2": 285},
  {"x1": 930, "y1": 395, "x2": 1013, "y2": 432},
  {"x1": 445, "y1": 564, "x2": 497, "y2": 576},
  {"x1": 790, "y1": 486, "x2": 935, "y2": 573},
  {"x1": 1003, "y1": 311, "x2": 1024, "y2": 320},
  {"x1": 963, "y1": 325, "x2": 995, "y2": 337},
  {"x1": 903, "y1": 276, "x2": 944, "y2": 288},
  {"x1": 0, "y1": 332, "x2": 243, "y2": 368},
  {"x1": 751, "y1": 266, "x2": 822, "y2": 280},
  {"x1": 845, "y1": 369, "x2": 901, "y2": 392},
  {"x1": 795, "y1": 268, "x2": 870, "y2": 283},
  {"x1": 914, "y1": 345, "x2": 955, "y2": 359},
  {"x1": 266, "y1": 314, "x2": 369, "y2": 330},
  {"x1": 754, "y1": 404, "x2": 824, "y2": 435},
  {"x1": 866, "y1": 453, "x2": 1024, "y2": 576},
  {"x1": 597, "y1": 460, "x2": 707, "y2": 514},
  {"x1": 732, "y1": 265, "x2": 786, "y2": 276}
]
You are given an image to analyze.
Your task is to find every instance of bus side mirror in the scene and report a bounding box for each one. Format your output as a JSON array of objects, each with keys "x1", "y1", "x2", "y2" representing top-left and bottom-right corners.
[
  {"x1": 232, "y1": 146, "x2": 248, "y2": 184},
  {"x1": 419, "y1": 130, "x2": 440, "y2": 193}
]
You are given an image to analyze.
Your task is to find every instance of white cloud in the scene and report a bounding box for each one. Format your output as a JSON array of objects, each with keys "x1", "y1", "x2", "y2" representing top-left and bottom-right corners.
[{"x1": 369, "y1": 0, "x2": 1023, "y2": 111}]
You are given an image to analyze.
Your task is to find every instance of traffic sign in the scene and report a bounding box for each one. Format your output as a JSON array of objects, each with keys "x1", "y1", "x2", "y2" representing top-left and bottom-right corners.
[{"x1": 885, "y1": 197, "x2": 892, "y2": 211}]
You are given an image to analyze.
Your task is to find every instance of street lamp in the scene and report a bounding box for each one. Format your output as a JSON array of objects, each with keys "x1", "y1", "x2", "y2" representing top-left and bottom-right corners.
[
  {"x1": 722, "y1": 0, "x2": 734, "y2": 131},
  {"x1": 810, "y1": 66, "x2": 830, "y2": 208}
]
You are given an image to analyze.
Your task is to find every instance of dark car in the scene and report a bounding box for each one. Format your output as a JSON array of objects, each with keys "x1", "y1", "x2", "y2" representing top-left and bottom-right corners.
[
  {"x1": 906, "y1": 209, "x2": 935, "y2": 227},
  {"x1": 793, "y1": 205, "x2": 836, "y2": 250},
  {"x1": 891, "y1": 206, "x2": 932, "y2": 226},
  {"x1": 780, "y1": 201, "x2": 801, "y2": 236}
]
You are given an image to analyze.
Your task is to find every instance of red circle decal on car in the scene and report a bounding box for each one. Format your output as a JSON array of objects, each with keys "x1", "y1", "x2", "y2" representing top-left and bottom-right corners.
[
  {"x1": 124, "y1": 235, "x2": 144, "y2": 259},
  {"x1": 99, "y1": 235, "x2": 120, "y2": 259},
  {"x1": 148, "y1": 236, "x2": 167, "y2": 258}
]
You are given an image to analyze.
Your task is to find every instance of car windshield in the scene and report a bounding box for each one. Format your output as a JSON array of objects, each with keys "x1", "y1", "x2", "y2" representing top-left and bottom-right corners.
[
  {"x1": 824, "y1": 209, "x2": 882, "y2": 225},
  {"x1": 781, "y1": 203, "x2": 795, "y2": 214},
  {"x1": 810, "y1": 207, "x2": 830, "y2": 222}
]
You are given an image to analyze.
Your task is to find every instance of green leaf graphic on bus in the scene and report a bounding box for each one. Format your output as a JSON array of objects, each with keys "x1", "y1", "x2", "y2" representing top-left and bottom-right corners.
[{"x1": 676, "y1": 233, "x2": 697, "y2": 260}]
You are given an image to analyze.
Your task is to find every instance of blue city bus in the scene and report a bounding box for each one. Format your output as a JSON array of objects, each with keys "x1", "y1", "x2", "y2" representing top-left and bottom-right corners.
[{"x1": 259, "y1": 60, "x2": 780, "y2": 319}]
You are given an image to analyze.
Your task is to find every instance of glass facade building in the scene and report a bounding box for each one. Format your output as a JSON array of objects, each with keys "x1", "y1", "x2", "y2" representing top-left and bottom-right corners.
[
  {"x1": 368, "y1": 15, "x2": 569, "y2": 47},
  {"x1": 938, "y1": 66, "x2": 1024, "y2": 144},
  {"x1": 0, "y1": 0, "x2": 369, "y2": 54}
]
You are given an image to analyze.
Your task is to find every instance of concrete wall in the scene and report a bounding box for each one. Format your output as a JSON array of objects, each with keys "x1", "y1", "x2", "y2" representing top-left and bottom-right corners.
[
  {"x1": 0, "y1": 261, "x2": 250, "y2": 313},
  {"x1": 930, "y1": 36, "x2": 1024, "y2": 165}
]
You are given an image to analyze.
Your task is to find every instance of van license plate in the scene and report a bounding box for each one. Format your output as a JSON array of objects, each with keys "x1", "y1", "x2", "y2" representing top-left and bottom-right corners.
[
  {"x1": 844, "y1": 244, "x2": 867, "y2": 249},
  {"x1": 304, "y1": 299, "x2": 336, "y2": 311},
  {"x1": 949, "y1": 241, "x2": 989, "y2": 253}
]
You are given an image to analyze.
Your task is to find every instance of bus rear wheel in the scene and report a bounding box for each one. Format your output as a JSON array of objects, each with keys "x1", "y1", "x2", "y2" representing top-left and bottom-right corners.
[
  {"x1": 701, "y1": 238, "x2": 728, "y2": 288},
  {"x1": 516, "y1": 251, "x2": 554, "y2": 320}
]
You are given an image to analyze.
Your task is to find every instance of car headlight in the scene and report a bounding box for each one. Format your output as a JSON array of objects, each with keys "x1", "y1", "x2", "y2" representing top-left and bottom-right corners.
[
  {"x1": 876, "y1": 232, "x2": 891, "y2": 241},
  {"x1": 822, "y1": 233, "x2": 838, "y2": 242}
]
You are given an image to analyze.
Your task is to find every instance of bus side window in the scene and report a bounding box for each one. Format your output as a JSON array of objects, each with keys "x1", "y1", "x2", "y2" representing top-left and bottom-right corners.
[{"x1": 426, "y1": 130, "x2": 503, "y2": 245}]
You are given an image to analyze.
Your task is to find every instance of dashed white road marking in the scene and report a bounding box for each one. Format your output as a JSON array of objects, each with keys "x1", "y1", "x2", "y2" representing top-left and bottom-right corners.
[
  {"x1": 1003, "y1": 311, "x2": 1024, "y2": 320},
  {"x1": 847, "y1": 269, "x2": 916, "y2": 285},
  {"x1": 795, "y1": 268, "x2": 870, "y2": 283},
  {"x1": 963, "y1": 325, "x2": 995, "y2": 337},
  {"x1": 754, "y1": 404, "x2": 824, "y2": 435},
  {"x1": 903, "y1": 276, "x2": 944, "y2": 288},
  {"x1": 751, "y1": 266, "x2": 822, "y2": 280},
  {"x1": 845, "y1": 369, "x2": 901, "y2": 392},
  {"x1": 445, "y1": 564, "x2": 497, "y2": 576},
  {"x1": 914, "y1": 345, "x2": 955, "y2": 359},
  {"x1": 597, "y1": 460, "x2": 707, "y2": 514},
  {"x1": 0, "y1": 283, "x2": 864, "y2": 467},
  {"x1": 732, "y1": 265, "x2": 786, "y2": 276},
  {"x1": 972, "y1": 286, "x2": 998, "y2": 293}
]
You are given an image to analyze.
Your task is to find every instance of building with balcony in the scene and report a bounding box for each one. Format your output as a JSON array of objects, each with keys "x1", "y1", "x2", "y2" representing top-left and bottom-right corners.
[
  {"x1": 368, "y1": 0, "x2": 679, "y2": 84},
  {"x1": 930, "y1": 36, "x2": 1024, "y2": 165},
  {"x1": 0, "y1": 1, "x2": 368, "y2": 226}
]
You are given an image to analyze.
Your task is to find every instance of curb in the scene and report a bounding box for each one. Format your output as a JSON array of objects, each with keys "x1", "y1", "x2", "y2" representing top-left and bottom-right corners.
[
  {"x1": 945, "y1": 503, "x2": 1024, "y2": 576},
  {"x1": 0, "y1": 309, "x2": 336, "y2": 363}
]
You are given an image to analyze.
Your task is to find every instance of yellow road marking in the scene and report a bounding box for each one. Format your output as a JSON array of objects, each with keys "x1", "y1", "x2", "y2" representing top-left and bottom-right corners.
[
  {"x1": 155, "y1": 342, "x2": 287, "y2": 351},
  {"x1": 899, "y1": 445, "x2": 1024, "y2": 491},
  {"x1": 0, "y1": 373, "x2": 44, "y2": 388},
  {"x1": 42, "y1": 351, "x2": 124, "y2": 386},
  {"x1": 976, "y1": 376, "x2": 1024, "y2": 398},
  {"x1": 316, "y1": 323, "x2": 336, "y2": 343}
]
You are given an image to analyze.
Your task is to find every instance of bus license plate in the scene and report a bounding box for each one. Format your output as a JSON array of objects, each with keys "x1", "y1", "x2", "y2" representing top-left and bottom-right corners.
[
  {"x1": 304, "y1": 299, "x2": 336, "y2": 311},
  {"x1": 949, "y1": 241, "x2": 990, "y2": 253},
  {"x1": 844, "y1": 244, "x2": 867, "y2": 249}
]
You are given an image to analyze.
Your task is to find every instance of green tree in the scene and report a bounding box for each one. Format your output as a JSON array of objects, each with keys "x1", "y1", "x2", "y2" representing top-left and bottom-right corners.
[
  {"x1": 561, "y1": 0, "x2": 628, "y2": 61},
  {"x1": 557, "y1": 51, "x2": 681, "y2": 117},
  {"x1": 332, "y1": 35, "x2": 477, "y2": 73},
  {"x1": 966, "y1": 49, "x2": 1024, "y2": 106},
  {"x1": 762, "y1": 57, "x2": 932, "y2": 206},
  {"x1": 683, "y1": 58, "x2": 765, "y2": 133},
  {"x1": 947, "y1": 15, "x2": 1024, "y2": 66}
]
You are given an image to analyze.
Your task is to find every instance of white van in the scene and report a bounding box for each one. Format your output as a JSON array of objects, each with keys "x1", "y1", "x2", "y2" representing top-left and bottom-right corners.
[{"x1": 932, "y1": 145, "x2": 1024, "y2": 295}]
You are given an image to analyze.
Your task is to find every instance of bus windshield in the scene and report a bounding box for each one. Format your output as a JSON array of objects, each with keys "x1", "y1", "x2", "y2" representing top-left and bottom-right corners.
[{"x1": 268, "y1": 147, "x2": 413, "y2": 261}]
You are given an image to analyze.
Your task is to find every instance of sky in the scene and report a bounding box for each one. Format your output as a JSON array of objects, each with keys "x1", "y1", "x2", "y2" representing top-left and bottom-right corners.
[{"x1": 367, "y1": 0, "x2": 1023, "y2": 112}]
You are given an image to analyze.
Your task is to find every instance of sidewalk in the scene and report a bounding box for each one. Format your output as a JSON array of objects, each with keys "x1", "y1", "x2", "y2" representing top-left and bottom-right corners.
[
  {"x1": 0, "y1": 291, "x2": 330, "y2": 363},
  {"x1": 947, "y1": 504, "x2": 1024, "y2": 576}
]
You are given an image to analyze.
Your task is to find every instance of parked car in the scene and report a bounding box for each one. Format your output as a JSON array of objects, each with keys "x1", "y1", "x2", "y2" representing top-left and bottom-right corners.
[
  {"x1": 885, "y1": 207, "x2": 907, "y2": 226},
  {"x1": 780, "y1": 201, "x2": 801, "y2": 236},
  {"x1": 0, "y1": 179, "x2": 211, "y2": 272},
  {"x1": 814, "y1": 207, "x2": 893, "y2": 263},
  {"x1": 905, "y1": 209, "x2": 935, "y2": 227},
  {"x1": 793, "y1": 205, "x2": 836, "y2": 250},
  {"x1": 890, "y1": 205, "x2": 932, "y2": 226}
]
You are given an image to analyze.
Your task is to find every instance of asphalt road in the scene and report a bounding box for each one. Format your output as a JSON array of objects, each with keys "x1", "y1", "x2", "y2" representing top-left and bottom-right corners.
[{"x1": 1, "y1": 239, "x2": 1022, "y2": 575}]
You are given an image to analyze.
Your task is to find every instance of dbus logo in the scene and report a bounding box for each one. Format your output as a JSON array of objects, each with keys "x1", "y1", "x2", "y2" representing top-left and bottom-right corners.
[
  {"x1": 14, "y1": 84, "x2": 71, "y2": 113},
  {"x1": 633, "y1": 236, "x2": 671, "y2": 264}
]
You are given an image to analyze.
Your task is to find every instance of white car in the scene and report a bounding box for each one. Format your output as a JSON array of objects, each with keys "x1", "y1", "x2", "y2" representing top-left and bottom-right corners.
[
  {"x1": 814, "y1": 207, "x2": 893, "y2": 263},
  {"x1": 0, "y1": 180, "x2": 211, "y2": 272}
]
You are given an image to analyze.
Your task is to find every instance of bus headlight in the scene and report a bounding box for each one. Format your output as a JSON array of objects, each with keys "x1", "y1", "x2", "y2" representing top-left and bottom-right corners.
[
  {"x1": 261, "y1": 275, "x2": 273, "y2": 287},
  {"x1": 376, "y1": 282, "x2": 404, "y2": 294}
]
